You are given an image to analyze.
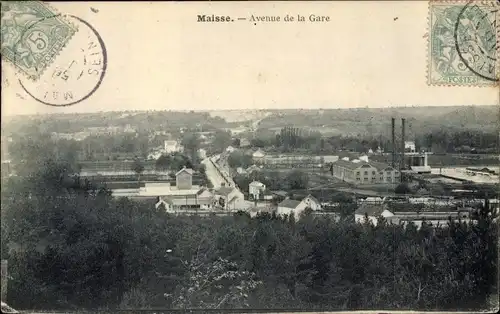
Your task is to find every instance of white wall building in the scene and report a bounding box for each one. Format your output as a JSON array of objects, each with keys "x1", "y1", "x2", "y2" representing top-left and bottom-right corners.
[
  {"x1": 215, "y1": 186, "x2": 245, "y2": 211},
  {"x1": 277, "y1": 195, "x2": 322, "y2": 220},
  {"x1": 252, "y1": 149, "x2": 265, "y2": 162},
  {"x1": 405, "y1": 141, "x2": 416, "y2": 153},
  {"x1": 164, "y1": 140, "x2": 183, "y2": 153},
  {"x1": 249, "y1": 181, "x2": 266, "y2": 200},
  {"x1": 198, "y1": 148, "x2": 207, "y2": 159}
]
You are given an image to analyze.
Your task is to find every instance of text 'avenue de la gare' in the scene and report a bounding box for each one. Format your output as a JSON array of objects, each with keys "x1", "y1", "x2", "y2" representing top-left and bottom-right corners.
[{"x1": 197, "y1": 14, "x2": 331, "y2": 23}]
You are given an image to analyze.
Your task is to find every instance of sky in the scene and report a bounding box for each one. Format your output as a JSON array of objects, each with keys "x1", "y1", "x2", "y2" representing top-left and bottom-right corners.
[{"x1": 1, "y1": 1, "x2": 498, "y2": 116}]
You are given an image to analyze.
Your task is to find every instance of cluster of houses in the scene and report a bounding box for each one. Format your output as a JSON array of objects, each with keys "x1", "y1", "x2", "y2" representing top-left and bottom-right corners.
[
  {"x1": 147, "y1": 139, "x2": 208, "y2": 161},
  {"x1": 107, "y1": 164, "x2": 326, "y2": 220},
  {"x1": 50, "y1": 125, "x2": 137, "y2": 142}
]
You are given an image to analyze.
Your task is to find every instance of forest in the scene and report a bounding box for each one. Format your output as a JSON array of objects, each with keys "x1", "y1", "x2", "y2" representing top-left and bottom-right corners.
[{"x1": 1, "y1": 157, "x2": 498, "y2": 311}]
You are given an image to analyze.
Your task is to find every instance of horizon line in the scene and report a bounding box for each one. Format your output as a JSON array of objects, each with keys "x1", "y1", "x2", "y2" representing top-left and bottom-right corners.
[{"x1": 3, "y1": 104, "x2": 497, "y2": 118}]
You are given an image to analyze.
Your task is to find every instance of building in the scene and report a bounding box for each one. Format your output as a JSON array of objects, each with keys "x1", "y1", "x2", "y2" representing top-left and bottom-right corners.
[
  {"x1": 155, "y1": 187, "x2": 215, "y2": 212},
  {"x1": 176, "y1": 167, "x2": 194, "y2": 189},
  {"x1": 111, "y1": 167, "x2": 211, "y2": 204},
  {"x1": 406, "y1": 153, "x2": 431, "y2": 173},
  {"x1": 331, "y1": 159, "x2": 400, "y2": 185},
  {"x1": 252, "y1": 149, "x2": 266, "y2": 162},
  {"x1": 277, "y1": 199, "x2": 307, "y2": 220},
  {"x1": 246, "y1": 165, "x2": 262, "y2": 174},
  {"x1": 405, "y1": 141, "x2": 416, "y2": 153},
  {"x1": 277, "y1": 195, "x2": 322, "y2": 220},
  {"x1": 164, "y1": 140, "x2": 183, "y2": 153},
  {"x1": 355, "y1": 204, "x2": 394, "y2": 226},
  {"x1": 249, "y1": 181, "x2": 266, "y2": 200},
  {"x1": 215, "y1": 186, "x2": 245, "y2": 210},
  {"x1": 226, "y1": 146, "x2": 236, "y2": 153},
  {"x1": 236, "y1": 167, "x2": 247, "y2": 175},
  {"x1": 302, "y1": 194, "x2": 322, "y2": 211},
  {"x1": 198, "y1": 148, "x2": 207, "y2": 159},
  {"x1": 272, "y1": 190, "x2": 288, "y2": 202},
  {"x1": 240, "y1": 138, "x2": 251, "y2": 148},
  {"x1": 322, "y1": 155, "x2": 339, "y2": 164},
  {"x1": 248, "y1": 205, "x2": 275, "y2": 218}
]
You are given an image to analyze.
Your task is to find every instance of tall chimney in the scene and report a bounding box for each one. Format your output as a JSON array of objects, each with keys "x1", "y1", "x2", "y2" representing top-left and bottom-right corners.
[
  {"x1": 391, "y1": 118, "x2": 396, "y2": 168},
  {"x1": 401, "y1": 118, "x2": 406, "y2": 170}
]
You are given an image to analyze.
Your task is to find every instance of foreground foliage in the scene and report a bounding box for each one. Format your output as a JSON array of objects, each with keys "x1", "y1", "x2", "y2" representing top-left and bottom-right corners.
[{"x1": 1, "y1": 161, "x2": 498, "y2": 311}]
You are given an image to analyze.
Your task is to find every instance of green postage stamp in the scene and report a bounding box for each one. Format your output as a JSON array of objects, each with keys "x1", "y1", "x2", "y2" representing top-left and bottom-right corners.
[
  {"x1": 1, "y1": 1, "x2": 78, "y2": 80},
  {"x1": 428, "y1": 0, "x2": 498, "y2": 86}
]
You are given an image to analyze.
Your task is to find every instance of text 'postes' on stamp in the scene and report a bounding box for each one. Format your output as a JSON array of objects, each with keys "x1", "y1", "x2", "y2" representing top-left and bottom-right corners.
[
  {"x1": 428, "y1": 1, "x2": 498, "y2": 86},
  {"x1": 1, "y1": 1, "x2": 78, "y2": 81}
]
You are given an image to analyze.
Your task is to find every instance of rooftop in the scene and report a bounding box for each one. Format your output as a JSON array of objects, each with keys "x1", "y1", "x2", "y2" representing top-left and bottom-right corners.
[
  {"x1": 217, "y1": 186, "x2": 235, "y2": 196},
  {"x1": 333, "y1": 159, "x2": 368, "y2": 170},
  {"x1": 176, "y1": 167, "x2": 194, "y2": 176},
  {"x1": 305, "y1": 194, "x2": 320, "y2": 204},
  {"x1": 278, "y1": 199, "x2": 302, "y2": 209},
  {"x1": 355, "y1": 203, "x2": 390, "y2": 216}
]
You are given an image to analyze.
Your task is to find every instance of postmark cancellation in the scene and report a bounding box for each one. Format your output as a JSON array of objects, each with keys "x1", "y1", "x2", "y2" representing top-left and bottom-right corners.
[
  {"x1": 1, "y1": 1, "x2": 78, "y2": 81},
  {"x1": 428, "y1": 0, "x2": 499, "y2": 86}
]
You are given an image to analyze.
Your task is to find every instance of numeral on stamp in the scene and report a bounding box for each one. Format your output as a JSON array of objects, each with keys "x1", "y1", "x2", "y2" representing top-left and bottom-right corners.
[{"x1": 1, "y1": 1, "x2": 78, "y2": 80}]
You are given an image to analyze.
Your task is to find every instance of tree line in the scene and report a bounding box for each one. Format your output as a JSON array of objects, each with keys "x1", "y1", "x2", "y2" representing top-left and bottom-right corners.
[
  {"x1": 231, "y1": 127, "x2": 499, "y2": 156},
  {"x1": 1, "y1": 160, "x2": 497, "y2": 311}
]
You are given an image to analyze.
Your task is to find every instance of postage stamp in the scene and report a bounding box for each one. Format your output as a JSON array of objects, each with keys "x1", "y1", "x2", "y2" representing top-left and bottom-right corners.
[
  {"x1": 18, "y1": 15, "x2": 107, "y2": 107},
  {"x1": 1, "y1": 1, "x2": 78, "y2": 81},
  {"x1": 427, "y1": 0, "x2": 498, "y2": 86}
]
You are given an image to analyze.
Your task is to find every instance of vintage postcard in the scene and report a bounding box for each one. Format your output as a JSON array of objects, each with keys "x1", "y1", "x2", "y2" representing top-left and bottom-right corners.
[{"x1": 1, "y1": 1, "x2": 498, "y2": 313}]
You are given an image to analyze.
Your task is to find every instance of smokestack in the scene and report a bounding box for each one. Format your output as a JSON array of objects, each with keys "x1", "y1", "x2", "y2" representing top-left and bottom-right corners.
[
  {"x1": 391, "y1": 118, "x2": 396, "y2": 168},
  {"x1": 401, "y1": 118, "x2": 406, "y2": 170}
]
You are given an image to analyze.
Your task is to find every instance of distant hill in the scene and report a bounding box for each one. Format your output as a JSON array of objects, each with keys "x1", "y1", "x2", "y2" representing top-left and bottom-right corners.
[
  {"x1": 3, "y1": 106, "x2": 498, "y2": 138},
  {"x1": 257, "y1": 106, "x2": 499, "y2": 137}
]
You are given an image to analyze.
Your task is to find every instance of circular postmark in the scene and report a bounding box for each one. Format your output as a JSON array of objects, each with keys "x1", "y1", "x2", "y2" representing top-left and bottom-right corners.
[
  {"x1": 17, "y1": 15, "x2": 107, "y2": 106},
  {"x1": 454, "y1": 1, "x2": 498, "y2": 81}
]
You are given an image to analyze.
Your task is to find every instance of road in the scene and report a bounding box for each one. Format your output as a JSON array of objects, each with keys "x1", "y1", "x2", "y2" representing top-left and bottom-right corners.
[
  {"x1": 202, "y1": 156, "x2": 227, "y2": 189},
  {"x1": 202, "y1": 154, "x2": 254, "y2": 210}
]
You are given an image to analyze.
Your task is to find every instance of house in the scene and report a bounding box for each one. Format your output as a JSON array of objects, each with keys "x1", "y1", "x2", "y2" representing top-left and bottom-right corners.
[
  {"x1": 252, "y1": 149, "x2": 265, "y2": 162},
  {"x1": 323, "y1": 155, "x2": 339, "y2": 164},
  {"x1": 164, "y1": 140, "x2": 183, "y2": 153},
  {"x1": 226, "y1": 146, "x2": 236, "y2": 153},
  {"x1": 249, "y1": 181, "x2": 266, "y2": 200},
  {"x1": 302, "y1": 194, "x2": 322, "y2": 211},
  {"x1": 354, "y1": 204, "x2": 394, "y2": 226},
  {"x1": 276, "y1": 195, "x2": 321, "y2": 220},
  {"x1": 198, "y1": 148, "x2": 207, "y2": 159},
  {"x1": 147, "y1": 150, "x2": 163, "y2": 161},
  {"x1": 277, "y1": 199, "x2": 308, "y2": 220},
  {"x1": 272, "y1": 190, "x2": 288, "y2": 201},
  {"x1": 240, "y1": 138, "x2": 251, "y2": 148},
  {"x1": 248, "y1": 206, "x2": 275, "y2": 218},
  {"x1": 330, "y1": 159, "x2": 400, "y2": 185},
  {"x1": 215, "y1": 186, "x2": 245, "y2": 211},
  {"x1": 246, "y1": 165, "x2": 261, "y2": 174},
  {"x1": 359, "y1": 154, "x2": 369, "y2": 162},
  {"x1": 262, "y1": 190, "x2": 274, "y2": 201},
  {"x1": 236, "y1": 167, "x2": 247, "y2": 175}
]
